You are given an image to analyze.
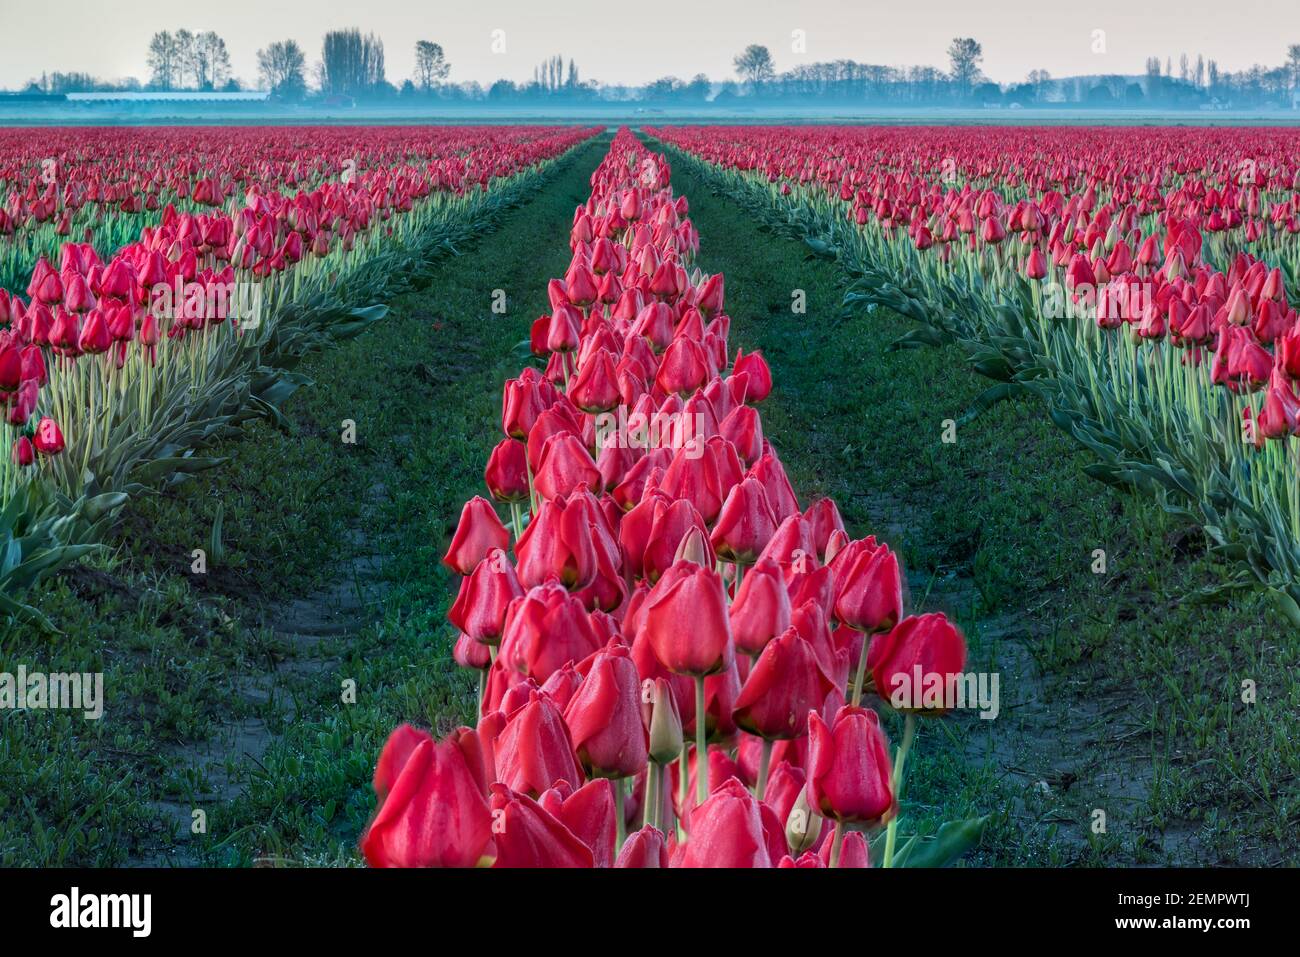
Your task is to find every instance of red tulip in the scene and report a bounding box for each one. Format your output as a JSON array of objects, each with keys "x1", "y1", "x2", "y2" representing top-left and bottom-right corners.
[
  {"x1": 493, "y1": 689, "x2": 584, "y2": 797},
  {"x1": 443, "y1": 496, "x2": 510, "y2": 575},
  {"x1": 448, "y1": 547, "x2": 524, "y2": 645},
  {"x1": 33, "y1": 417, "x2": 65, "y2": 455},
  {"x1": 538, "y1": 778, "x2": 617, "y2": 867},
  {"x1": 514, "y1": 494, "x2": 597, "y2": 590},
  {"x1": 871, "y1": 613, "x2": 968, "y2": 714},
  {"x1": 498, "y1": 581, "x2": 603, "y2": 682},
  {"x1": 643, "y1": 560, "x2": 732, "y2": 676},
  {"x1": 563, "y1": 643, "x2": 648, "y2": 778},
  {"x1": 805, "y1": 704, "x2": 896, "y2": 826},
  {"x1": 671, "y1": 778, "x2": 783, "y2": 867},
  {"x1": 732, "y1": 349, "x2": 772, "y2": 402},
  {"x1": 833, "y1": 541, "x2": 903, "y2": 633},
  {"x1": 710, "y1": 477, "x2": 779, "y2": 565},
  {"x1": 729, "y1": 557, "x2": 792, "y2": 656},
  {"x1": 489, "y1": 784, "x2": 594, "y2": 868},
  {"x1": 533, "y1": 432, "x2": 601, "y2": 501},
  {"x1": 362, "y1": 725, "x2": 494, "y2": 868},
  {"x1": 733, "y1": 628, "x2": 837, "y2": 740},
  {"x1": 616, "y1": 825, "x2": 670, "y2": 867},
  {"x1": 484, "y1": 439, "x2": 530, "y2": 504}
]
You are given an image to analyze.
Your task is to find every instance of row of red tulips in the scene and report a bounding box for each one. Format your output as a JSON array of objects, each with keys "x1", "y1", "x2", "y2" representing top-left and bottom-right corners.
[
  {"x1": 648, "y1": 124, "x2": 1300, "y2": 619},
  {"x1": 649, "y1": 126, "x2": 1300, "y2": 437},
  {"x1": 362, "y1": 129, "x2": 979, "y2": 868},
  {"x1": 0, "y1": 126, "x2": 596, "y2": 627},
  {"x1": 0, "y1": 126, "x2": 592, "y2": 481},
  {"x1": 0, "y1": 126, "x2": 580, "y2": 238}
]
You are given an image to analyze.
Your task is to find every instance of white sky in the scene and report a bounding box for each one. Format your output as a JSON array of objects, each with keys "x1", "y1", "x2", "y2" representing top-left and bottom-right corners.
[{"x1": 0, "y1": 0, "x2": 1293, "y2": 89}]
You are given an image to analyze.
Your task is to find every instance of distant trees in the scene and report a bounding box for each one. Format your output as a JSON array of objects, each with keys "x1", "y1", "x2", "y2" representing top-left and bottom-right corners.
[
  {"x1": 414, "y1": 41, "x2": 450, "y2": 90},
  {"x1": 946, "y1": 37, "x2": 983, "y2": 98},
  {"x1": 257, "y1": 40, "x2": 307, "y2": 98},
  {"x1": 320, "y1": 29, "x2": 386, "y2": 97},
  {"x1": 522, "y1": 55, "x2": 591, "y2": 97},
  {"x1": 33, "y1": 26, "x2": 1300, "y2": 109},
  {"x1": 146, "y1": 30, "x2": 231, "y2": 90},
  {"x1": 733, "y1": 45, "x2": 775, "y2": 88},
  {"x1": 531, "y1": 55, "x2": 579, "y2": 93},
  {"x1": 191, "y1": 32, "x2": 232, "y2": 90},
  {"x1": 146, "y1": 31, "x2": 184, "y2": 90}
]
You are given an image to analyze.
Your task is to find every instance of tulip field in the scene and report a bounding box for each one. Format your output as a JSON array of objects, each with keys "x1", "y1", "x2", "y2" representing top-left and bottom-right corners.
[
  {"x1": 364, "y1": 129, "x2": 979, "y2": 867},
  {"x1": 3, "y1": 121, "x2": 1299, "y2": 872},
  {"x1": 0, "y1": 125, "x2": 594, "y2": 626},
  {"x1": 648, "y1": 124, "x2": 1300, "y2": 622}
]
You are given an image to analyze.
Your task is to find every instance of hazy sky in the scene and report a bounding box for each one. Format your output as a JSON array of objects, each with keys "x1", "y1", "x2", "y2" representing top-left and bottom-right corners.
[{"x1": 0, "y1": 0, "x2": 1293, "y2": 89}]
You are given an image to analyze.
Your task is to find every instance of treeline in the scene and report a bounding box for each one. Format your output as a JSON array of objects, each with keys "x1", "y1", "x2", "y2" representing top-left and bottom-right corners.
[{"x1": 15, "y1": 30, "x2": 1300, "y2": 110}]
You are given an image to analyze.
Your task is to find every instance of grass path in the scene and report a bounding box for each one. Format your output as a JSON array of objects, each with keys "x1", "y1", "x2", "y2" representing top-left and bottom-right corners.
[{"x1": 659, "y1": 138, "x2": 1298, "y2": 866}]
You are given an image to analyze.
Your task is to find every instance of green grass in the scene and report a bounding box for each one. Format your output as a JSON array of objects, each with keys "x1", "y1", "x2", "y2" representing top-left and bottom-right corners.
[
  {"x1": 663, "y1": 141, "x2": 1299, "y2": 866},
  {"x1": 2, "y1": 128, "x2": 1295, "y2": 868}
]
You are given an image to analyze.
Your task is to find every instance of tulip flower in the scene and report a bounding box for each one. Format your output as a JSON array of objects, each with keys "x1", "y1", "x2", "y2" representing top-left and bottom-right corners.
[
  {"x1": 514, "y1": 495, "x2": 598, "y2": 591},
  {"x1": 732, "y1": 349, "x2": 772, "y2": 402},
  {"x1": 443, "y1": 497, "x2": 511, "y2": 576},
  {"x1": 734, "y1": 627, "x2": 837, "y2": 743},
  {"x1": 447, "y1": 548, "x2": 524, "y2": 646},
  {"x1": 563, "y1": 643, "x2": 648, "y2": 782},
  {"x1": 710, "y1": 477, "x2": 779, "y2": 566},
  {"x1": 871, "y1": 613, "x2": 968, "y2": 715},
  {"x1": 616, "y1": 825, "x2": 669, "y2": 867},
  {"x1": 361, "y1": 725, "x2": 494, "y2": 868},
  {"x1": 489, "y1": 784, "x2": 595, "y2": 868},
  {"x1": 33, "y1": 417, "x2": 65, "y2": 455},
  {"x1": 806, "y1": 704, "x2": 895, "y2": 829},
  {"x1": 485, "y1": 438, "x2": 530, "y2": 508},
  {"x1": 538, "y1": 778, "x2": 617, "y2": 867},
  {"x1": 728, "y1": 557, "x2": 792, "y2": 657},
  {"x1": 493, "y1": 689, "x2": 585, "y2": 797},
  {"x1": 670, "y1": 778, "x2": 784, "y2": 868},
  {"x1": 498, "y1": 581, "x2": 602, "y2": 682}
]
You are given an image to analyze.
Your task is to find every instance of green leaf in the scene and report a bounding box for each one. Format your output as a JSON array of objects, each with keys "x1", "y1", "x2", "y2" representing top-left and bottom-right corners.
[
  {"x1": 892, "y1": 815, "x2": 988, "y2": 868},
  {"x1": 1268, "y1": 588, "x2": 1300, "y2": 629}
]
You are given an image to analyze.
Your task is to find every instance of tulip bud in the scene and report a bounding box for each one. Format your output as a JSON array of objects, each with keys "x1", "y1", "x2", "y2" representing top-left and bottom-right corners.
[
  {"x1": 648, "y1": 677, "x2": 683, "y2": 765},
  {"x1": 785, "y1": 784, "x2": 824, "y2": 856}
]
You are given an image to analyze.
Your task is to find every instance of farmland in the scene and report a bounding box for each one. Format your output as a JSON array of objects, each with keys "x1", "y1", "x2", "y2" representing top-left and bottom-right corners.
[{"x1": 2, "y1": 122, "x2": 1298, "y2": 869}]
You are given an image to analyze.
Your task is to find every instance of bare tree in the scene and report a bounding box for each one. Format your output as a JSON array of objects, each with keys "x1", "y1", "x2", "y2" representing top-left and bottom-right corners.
[
  {"x1": 191, "y1": 32, "x2": 231, "y2": 90},
  {"x1": 321, "y1": 29, "x2": 385, "y2": 96},
  {"x1": 258, "y1": 40, "x2": 307, "y2": 98},
  {"x1": 147, "y1": 31, "x2": 181, "y2": 90},
  {"x1": 414, "y1": 41, "x2": 450, "y2": 90},
  {"x1": 733, "y1": 44, "x2": 775, "y2": 89},
  {"x1": 947, "y1": 37, "x2": 983, "y2": 98}
]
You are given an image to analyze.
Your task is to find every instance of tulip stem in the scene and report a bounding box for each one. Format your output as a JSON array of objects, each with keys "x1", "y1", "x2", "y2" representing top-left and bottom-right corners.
[
  {"x1": 677, "y1": 747, "x2": 689, "y2": 839},
  {"x1": 755, "y1": 738, "x2": 773, "y2": 801},
  {"x1": 850, "y1": 628, "x2": 872, "y2": 707},
  {"x1": 645, "y1": 762, "x2": 658, "y2": 830},
  {"x1": 694, "y1": 676, "x2": 708, "y2": 807},
  {"x1": 509, "y1": 501, "x2": 523, "y2": 543},
  {"x1": 829, "y1": 822, "x2": 846, "y2": 868},
  {"x1": 882, "y1": 713, "x2": 917, "y2": 869},
  {"x1": 615, "y1": 780, "x2": 626, "y2": 852}
]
